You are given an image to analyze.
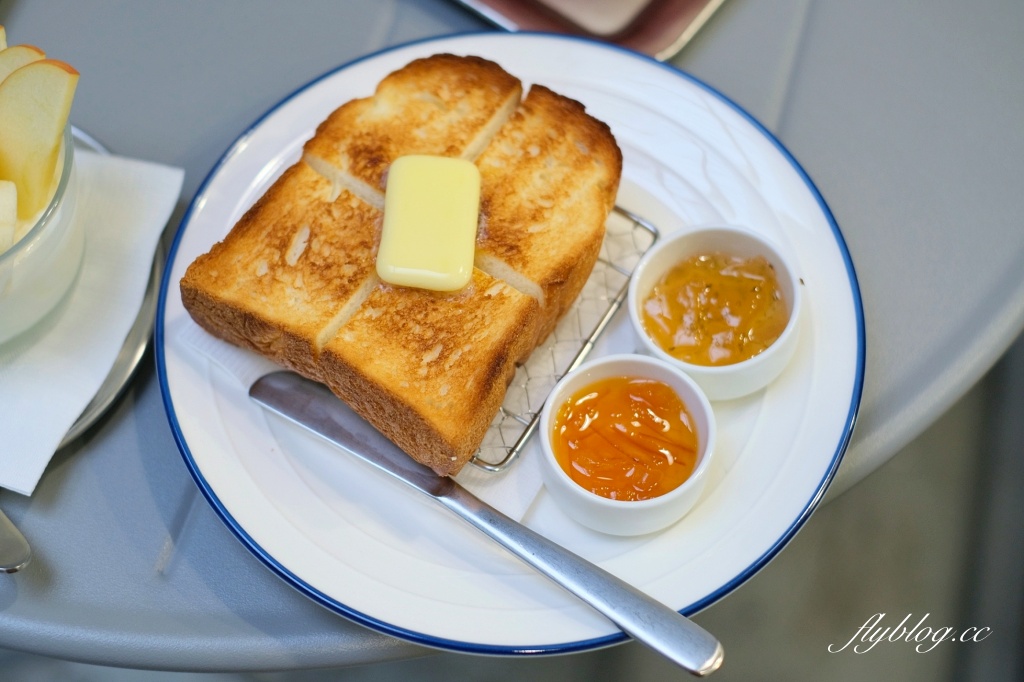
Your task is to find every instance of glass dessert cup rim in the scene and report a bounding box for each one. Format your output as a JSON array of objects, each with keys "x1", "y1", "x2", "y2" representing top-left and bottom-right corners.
[{"x1": 0, "y1": 125, "x2": 75, "y2": 267}]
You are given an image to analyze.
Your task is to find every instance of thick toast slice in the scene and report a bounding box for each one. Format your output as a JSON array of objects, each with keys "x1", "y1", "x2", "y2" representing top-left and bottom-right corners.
[
  {"x1": 320, "y1": 271, "x2": 538, "y2": 475},
  {"x1": 474, "y1": 85, "x2": 623, "y2": 345},
  {"x1": 303, "y1": 54, "x2": 522, "y2": 208},
  {"x1": 180, "y1": 161, "x2": 381, "y2": 380},
  {"x1": 182, "y1": 55, "x2": 621, "y2": 476}
]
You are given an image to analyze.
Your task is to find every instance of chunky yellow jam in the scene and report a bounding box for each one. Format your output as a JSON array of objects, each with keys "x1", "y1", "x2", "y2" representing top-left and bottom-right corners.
[
  {"x1": 551, "y1": 376, "x2": 698, "y2": 501},
  {"x1": 641, "y1": 252, "x2": 788, "y2": 366}
]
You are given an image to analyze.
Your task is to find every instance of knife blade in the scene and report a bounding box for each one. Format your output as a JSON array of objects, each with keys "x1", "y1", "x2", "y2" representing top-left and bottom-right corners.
[{"x1": 250, "y1": 370, "x2": 723, "y2": 676}]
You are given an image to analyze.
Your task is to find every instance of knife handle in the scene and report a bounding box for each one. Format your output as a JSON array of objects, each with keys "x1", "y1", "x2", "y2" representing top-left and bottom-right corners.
[
  {"x1": 0, "y1": 505, "x2": 32, "y2": 574},
  {"x1": 438, "y1": 484, "x2": 723, "y2": 676}
]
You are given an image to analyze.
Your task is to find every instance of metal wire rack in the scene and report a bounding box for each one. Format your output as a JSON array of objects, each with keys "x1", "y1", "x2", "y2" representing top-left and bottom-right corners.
[{"x1": 469, "y1": 206, "x2": 660, "y2": 472}]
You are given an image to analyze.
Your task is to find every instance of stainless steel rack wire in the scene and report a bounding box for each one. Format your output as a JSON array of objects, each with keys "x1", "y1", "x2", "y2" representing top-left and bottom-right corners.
[{"x1": 469, "y1": 205, "x2": 660, "y2": 472}]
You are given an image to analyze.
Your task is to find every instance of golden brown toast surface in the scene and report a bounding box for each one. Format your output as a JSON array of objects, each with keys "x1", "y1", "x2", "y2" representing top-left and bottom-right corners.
[
  {"x1": 180, "y1": 161, "x2": 381, "y2": 378},
  {"x1": 320, "y1": 270, "x2": 538, "y2": 475},
  {"x1": 303, "y1": 54, "x2": 522, "y2": 206}
]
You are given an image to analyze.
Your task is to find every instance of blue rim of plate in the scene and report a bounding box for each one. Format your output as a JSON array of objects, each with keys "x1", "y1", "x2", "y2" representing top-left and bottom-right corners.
[{"x1": 155, "y1": 30, "x2": 866, "y2": 657}]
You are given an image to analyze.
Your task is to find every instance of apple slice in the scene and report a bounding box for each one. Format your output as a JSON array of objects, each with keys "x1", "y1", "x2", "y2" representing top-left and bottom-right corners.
[
  {"x1": 0, "y1": 59, "x2": 78, "y2": 220},
  {"x1": 0, "y1": 180, "x2": 16, "y2": 252},
  {"x1": 0, "y1": 25, "x2": 7, "y2": 51},
  {"x1": 0, "y1": 44, "x2": 46, "y2": 84}
]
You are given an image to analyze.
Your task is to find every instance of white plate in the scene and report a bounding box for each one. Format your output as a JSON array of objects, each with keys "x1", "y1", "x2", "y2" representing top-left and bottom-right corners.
[{"x1": 156, "y1": 33, "x2": 864, "y2": 654}]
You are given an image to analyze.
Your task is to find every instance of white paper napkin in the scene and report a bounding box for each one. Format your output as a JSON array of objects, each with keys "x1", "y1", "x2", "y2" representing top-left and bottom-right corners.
[
  {"x1": 0, "y1": 150, "x2": 184, "y2": 496},
  {"x1": 177, "y1": 323, "x2": 546, "y2": 520}
]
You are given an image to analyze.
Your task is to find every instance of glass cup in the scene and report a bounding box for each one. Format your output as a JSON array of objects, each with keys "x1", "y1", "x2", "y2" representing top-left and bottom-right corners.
[{"x1": 0, "y1": 126, "x2": 82, "y2": 345}]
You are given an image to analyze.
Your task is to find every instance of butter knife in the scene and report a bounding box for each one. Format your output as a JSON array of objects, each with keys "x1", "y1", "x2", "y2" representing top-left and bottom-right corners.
[{"x1": 250, "y1": 371, "x2": 723, "y2": 676}]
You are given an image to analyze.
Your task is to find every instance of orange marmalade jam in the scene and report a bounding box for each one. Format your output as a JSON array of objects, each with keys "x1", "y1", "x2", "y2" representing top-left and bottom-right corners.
[
  {"x1": 641, "y1": 252, "x2": 788, "y2": 366},
  {"x1": 551, "y1": 376, "x2": 698, "y2": 501}
]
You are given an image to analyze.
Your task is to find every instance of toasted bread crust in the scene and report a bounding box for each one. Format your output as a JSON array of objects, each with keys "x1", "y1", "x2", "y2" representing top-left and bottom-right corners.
[{"x1": 181, "y1": 56, "x2": 621, "y2": 476}]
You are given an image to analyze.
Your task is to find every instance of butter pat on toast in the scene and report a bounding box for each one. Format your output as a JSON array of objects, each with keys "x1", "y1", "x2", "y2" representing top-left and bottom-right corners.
[
  {"x1": 181, "y1": 54, "x2": 621, "y2": 476},
  {"x1": 376, "y1": 155, "x2": 480, "y2": 292}
]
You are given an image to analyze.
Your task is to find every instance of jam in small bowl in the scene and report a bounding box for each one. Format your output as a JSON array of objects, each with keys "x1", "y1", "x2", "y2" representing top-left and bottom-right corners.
[
  {"x1": 539, "y1": 354, "x2": 716, "y2": 536},
  {"x1": 627, "y1": 225, "x2": 802, "y2": 401}
]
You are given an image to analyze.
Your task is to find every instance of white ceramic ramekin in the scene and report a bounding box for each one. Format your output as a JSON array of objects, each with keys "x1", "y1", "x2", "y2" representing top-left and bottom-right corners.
[
  {"x1": 538, "y1": 353, "x2": 716, "y2": 536},
  {"x1": 627, "y1": 225, "x2": 802, "y2": 401}
]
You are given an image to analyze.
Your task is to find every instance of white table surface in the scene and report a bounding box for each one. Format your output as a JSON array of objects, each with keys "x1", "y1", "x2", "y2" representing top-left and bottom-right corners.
[{"x1": 1, "y1": 0, "x2": 1022, "y2": 670}]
